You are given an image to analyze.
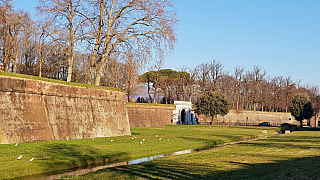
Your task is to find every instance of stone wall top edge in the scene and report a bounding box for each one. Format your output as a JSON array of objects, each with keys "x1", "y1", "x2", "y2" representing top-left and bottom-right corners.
[
  {"x1": 230, "y1": 109, "x2": 291, "y2": 115},
  {"x1": 126, "y1": 104, "x2": 175, "y2": 110},
  {"x1": 0, "y1": 75, "x2": 125, "y2": 100}
]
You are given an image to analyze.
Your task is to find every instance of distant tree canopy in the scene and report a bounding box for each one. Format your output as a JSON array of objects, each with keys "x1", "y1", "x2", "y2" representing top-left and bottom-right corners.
[
  {"x1": 194, "y1": 91, "x2": 232, "y2": 122},
  {"x1": 138, "y1": 69, "x2": 191, "y2": 103},
  {"x1": 288, "y1": 94, "x2": 314, "y2": 127}
]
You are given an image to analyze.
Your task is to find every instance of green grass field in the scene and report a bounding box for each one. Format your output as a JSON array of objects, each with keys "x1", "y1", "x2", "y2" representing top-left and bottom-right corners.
[
  {"x1": 62, "y1": 129, "x2": 320, "y2": 180},
  {"x1": 0, "y1": 125, "x2": 278, "y2": 179}
]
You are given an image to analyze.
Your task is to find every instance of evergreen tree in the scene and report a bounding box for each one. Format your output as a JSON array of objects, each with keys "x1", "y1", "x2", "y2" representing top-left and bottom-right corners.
[
  {"x1": 194, "y1": 91, "x2": 231, "y2": 123},
  {"x1": 288, "y1": 94, "x2": 314, "y2": 127}
]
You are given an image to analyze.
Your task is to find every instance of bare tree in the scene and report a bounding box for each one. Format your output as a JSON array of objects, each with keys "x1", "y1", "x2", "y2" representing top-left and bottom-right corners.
[
  {"x1": 195, "y1": 62, "x2": 210, "y2": 92},
  {"x1": 86, "y1": 0, "x2": 177, "y2": 86},
  {"x1": 233, "y1": 66, "x2": 245, "y2": 109},
  {"x1": 208, "y1": 60, "x2": 224, "y2": 91},
  {"x1": 38, "y1": 0, "x2": 86, "y2": 82},
  {"x1": 0, "y1": 0, "x2": 26, "y2": 72}
]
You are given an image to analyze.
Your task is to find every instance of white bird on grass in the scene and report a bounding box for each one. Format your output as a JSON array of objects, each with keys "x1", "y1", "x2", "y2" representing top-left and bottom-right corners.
[
  {"x1": 111, "y1": 140, "x2": 113, "y2": 142},
  {"x1": 67, "y1": 138, "x2": 69, "y2": 141},
  {"x1": 132, "y1": 137, "x2": 134, "y2": 140},
  {"x1": 30, "y1": 157, "x2": 34, "y2": 162},
  {"x1": 167, "y1": 139, "x2": 170, "y2": 141},
  {"x1": 134, "y1": 136, "x2": 137, "y2": 139},
  {"x1": 140, "y1": 142, "x2": 143, "y2": 145},
  {"x1": 17, "y1": 155, "x2": 22, "y2": 160},
  {"x1": 92, "y1": 138, "x2": 94, "y2": 140},
  {"x1": 142, "y1": 139, "x2": 145, "y2": 141},
  {"x1": 156, "y1": 135, "x2": 158, "y2": 137},
  {"x1": 159, "y1": 138, "x2": 161, "y2": 141}
]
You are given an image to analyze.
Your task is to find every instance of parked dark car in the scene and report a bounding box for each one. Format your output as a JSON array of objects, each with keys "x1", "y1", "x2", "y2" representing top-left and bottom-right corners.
[{"x1": 258, "y1": 122, "x2": 270, "y2": 126}]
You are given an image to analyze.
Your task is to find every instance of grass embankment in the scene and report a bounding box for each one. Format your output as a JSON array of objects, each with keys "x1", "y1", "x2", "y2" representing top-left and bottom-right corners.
[
  {"x1": 64, "y1": 129, "x2": 320, "y2": 180},
  {"x1": 0, "y1": 71, "x2": 122, "y2": 92},
  {"x1": 0, "y1": 125, "x2": 278, "y2": 179}
]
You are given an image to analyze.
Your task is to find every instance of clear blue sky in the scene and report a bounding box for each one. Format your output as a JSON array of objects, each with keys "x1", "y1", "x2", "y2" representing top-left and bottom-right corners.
[{"x1": 14, "y1": 0, "x2": 320, "y2": 87}]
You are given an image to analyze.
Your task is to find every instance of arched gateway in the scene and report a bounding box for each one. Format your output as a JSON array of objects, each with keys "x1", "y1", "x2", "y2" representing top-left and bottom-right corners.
[{"x1": 172, "y1": 101, "x2": 197, "y2": 125}]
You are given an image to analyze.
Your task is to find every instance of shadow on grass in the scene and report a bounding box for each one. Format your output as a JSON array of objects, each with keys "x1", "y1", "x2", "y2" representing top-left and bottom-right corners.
[
  {"x1": 296, "y1": 127, "x2": 320, "y2": 131},
  {"x1": 72, "y1": 131, "x2": 320, "y2": 180},
  {"x1": 86, "y1": 156, "x2": 320, "y2": 180},
  {"x1": 32, "y1": 143, "x2": 129, "y2": 177},
  {"x1": 242, "y1": 133, "x2": 320, "y2": 150}
]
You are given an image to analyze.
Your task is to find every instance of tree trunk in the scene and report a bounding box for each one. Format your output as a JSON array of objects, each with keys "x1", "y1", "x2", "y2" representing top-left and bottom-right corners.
[
  {"x1": 39, "y1": 60, "x2": 42, "y2": 77},
  {"x1": 94, "y1": 66, "x2": 103, "y2": 86},
  {"x1": 153, "y1": 88, "x2": 157, "y2": 104},
  {"x1": 67, "y1": 55, "x2": 74, "y2": 82},
  {"x1": 147, "y1": 81, "x2": 152, "y2": 103},
  {"x1": 88, "y1": 2, "x2": 104, "y2": 85}
]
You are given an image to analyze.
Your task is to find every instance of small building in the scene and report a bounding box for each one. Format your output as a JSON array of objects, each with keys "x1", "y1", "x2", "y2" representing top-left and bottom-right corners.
[{"x1": 173, "y1": 101, "x2": 197, "y2": 125}]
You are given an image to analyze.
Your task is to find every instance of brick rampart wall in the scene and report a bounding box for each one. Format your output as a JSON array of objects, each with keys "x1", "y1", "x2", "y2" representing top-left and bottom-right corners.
[
  {"x1": 127, "y1": 104, "x2": 175, "y2": 127},
  {"x1": 0, "y1": 75, "x2": 131, "y2": 144},
  {"x1": 198, "y1": 110, "x2": 296, "y2": 126}
]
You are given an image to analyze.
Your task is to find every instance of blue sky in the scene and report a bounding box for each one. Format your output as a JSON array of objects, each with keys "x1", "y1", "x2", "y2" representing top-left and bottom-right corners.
[{"x1": 14, "y1": 0, "x2": 320, "y2": 87}]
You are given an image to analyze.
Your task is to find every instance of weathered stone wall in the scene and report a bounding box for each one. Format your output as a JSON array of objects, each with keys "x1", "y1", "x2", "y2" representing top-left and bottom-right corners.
[
  {"x1": 198, "y1": 110, "x2": 296, "y2": 125},
  {"x1": 0, "y1": 75, "x2": 131, "y2": 144},
  {"x1": 127, "y1": 104, "x2": 175, "y2": 127}
]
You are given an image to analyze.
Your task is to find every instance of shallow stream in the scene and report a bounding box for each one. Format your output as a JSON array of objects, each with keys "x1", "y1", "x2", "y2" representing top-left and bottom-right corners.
[{"x1": 17, "y1": 135, "x2": 280, "y2": 180}]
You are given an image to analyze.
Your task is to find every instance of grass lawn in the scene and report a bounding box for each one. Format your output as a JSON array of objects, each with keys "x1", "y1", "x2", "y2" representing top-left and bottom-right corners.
[
  {"x1": 61, "y1": 129, "x2": 320, "y2": 180},
  {"x1": 0, "y1": 125, "x2": 278, "y2": 179}
]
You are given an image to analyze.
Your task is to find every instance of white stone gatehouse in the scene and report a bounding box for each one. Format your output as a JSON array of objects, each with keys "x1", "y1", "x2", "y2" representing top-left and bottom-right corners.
[{"x1": 173, "y1": 101, "x2": 197, "y2": 125}]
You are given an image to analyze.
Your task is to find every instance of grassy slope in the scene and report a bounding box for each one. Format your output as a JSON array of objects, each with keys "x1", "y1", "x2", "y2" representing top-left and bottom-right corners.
[
  {"x1": 0, "y1": 71, "x2": 123, "y2": 92},
  {"x1": 0, "y1": 126, "x2": 278, "y2": 179},
  {"x1": 67, "y1": 129, "x2": 320, "y2": 180}
]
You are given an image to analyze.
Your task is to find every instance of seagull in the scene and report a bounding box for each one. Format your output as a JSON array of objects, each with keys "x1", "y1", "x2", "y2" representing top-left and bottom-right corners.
[
  {"x1": 111, "y1": 140, "x2": 113, "y2": 142},
  {"x1": 67, "y1": 138, "x2": 69, "y2": 141},
  {"x1": 15, "y1": 143, "x2": 18, "y2": 146},
  {"x1": 30, "y1": 157, "x2": 34, "y2": 162},
  {"x1": 140, "y1": 142, "x2": 143, "y2": 145},
  {"x1": 92, "y1": 138, "x2": 94, "y2": 140},
  {"x1": 156, "y1": 135, "x2": 158, "y2": 137},
  {"x1": 132, "y1": 137, "x2": 134, "y2": 140},
  {"x1": 17, "y1": 155, "x2": 22, "y2": 160},
  {"x1": 142, "y1": 139, "x2": 145, "y2": 141},
  {"x1": 159, "y1": 138, "x2": 161, "y2": 141},
  {"x1": 167, "y1": 139, "x2": 169, "y2": 141},
  {"x1": 134, "y1": 136, "x2": 137, "y2": 139},
  {"x1": 1, "y1": 142, "x2": 3, "y2": 145}
]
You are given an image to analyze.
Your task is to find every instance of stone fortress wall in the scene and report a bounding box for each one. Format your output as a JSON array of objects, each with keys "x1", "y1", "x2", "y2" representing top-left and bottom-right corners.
[
  {"x1": 0, "y1": 75, "x2": 131, "y2": 144},
  {"x1": 1, "y1": 75, "x2": 317, "y2": 144},
  {"x1": 198, "y1": 110, "x2": 295, "y2": 126},
  {"x1": 127, "y1": 104, "x2": 175, "y2": 127}
]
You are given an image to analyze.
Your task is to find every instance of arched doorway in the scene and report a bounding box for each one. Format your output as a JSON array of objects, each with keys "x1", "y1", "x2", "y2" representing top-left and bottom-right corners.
[{"x1": 181, "y1": 109, "x2": 186, "y2": 124}]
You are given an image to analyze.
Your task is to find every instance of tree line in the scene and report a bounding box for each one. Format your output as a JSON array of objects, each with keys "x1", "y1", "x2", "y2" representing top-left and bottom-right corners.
[
  {"x1": 139, "y1": 60, "x2": 320, "y2": 114},
  {"x1": 1, "y1": 0, "x2": 319, "y2": 115},
  {"x1": 0, "y1": 0, "x2": 177, "y2": 89}
]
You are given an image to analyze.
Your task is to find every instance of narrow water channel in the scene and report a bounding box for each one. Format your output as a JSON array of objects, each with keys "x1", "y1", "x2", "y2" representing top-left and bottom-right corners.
[
  {"x1": 19, "y1": 149, "x2": 193, "y2": 180},
  {"x1": 18, "y1": 135, "x2": 274, "y2": 180}
]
